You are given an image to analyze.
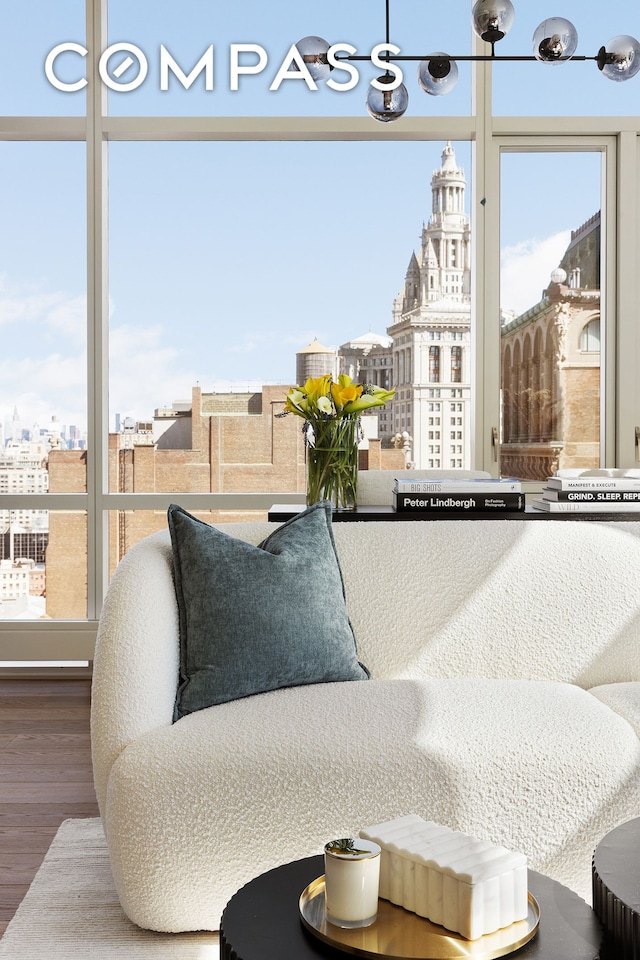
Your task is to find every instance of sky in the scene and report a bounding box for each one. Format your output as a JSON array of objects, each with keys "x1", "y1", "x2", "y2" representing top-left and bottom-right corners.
[{"x1": 0, "y1": 0, "x2": 635, "y2": 436}]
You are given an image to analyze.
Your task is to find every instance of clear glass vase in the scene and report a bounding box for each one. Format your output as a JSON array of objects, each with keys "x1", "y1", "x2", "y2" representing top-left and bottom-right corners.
[{"x1": 306, "y1": 417, "x2": 360, "y2": 511}]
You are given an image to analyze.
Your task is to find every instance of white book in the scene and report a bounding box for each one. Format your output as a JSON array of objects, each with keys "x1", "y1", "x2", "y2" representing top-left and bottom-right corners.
[
  {"x1": 554, "y1": 468, "x2": 640, "y2": 477},
  {"x1": 531, "y1": 497, "x2": 640, "y2": 513},
  {"x1": 547, "y1": 469, "x2": 640, "y2": 491},
  {"x1": 543, "y1": 487, "x2": 640, "y2": 502},
  {"x1": 394, "y1": 477, "x2": 522, "y2": 494}
]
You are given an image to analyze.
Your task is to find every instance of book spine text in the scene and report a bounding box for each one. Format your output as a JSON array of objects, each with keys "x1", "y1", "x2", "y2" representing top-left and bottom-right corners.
[{"x1": 395, "y1": 493, "x2": 524, "y2": 511}]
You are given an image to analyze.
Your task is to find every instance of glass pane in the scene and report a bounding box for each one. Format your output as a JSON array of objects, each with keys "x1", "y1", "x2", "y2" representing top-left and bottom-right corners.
[
  {"x1": 493, "y1": 0, "x2": 640, "y2": 117},
  {"x1": 0, "y1": 510, "x2": 87, "y2": 619},
  {"x1": 108, "y1": 509, "x2": 271, "y2": 577},
  {"x1": 107, "y1": 0, "x2": 471, "y2": 117},
  {"x1": 108, "y1": 139, "x2": 473, "y2": 491},
  {"x1": 0, "y1": 143, "x2": 87, "y2": 488},
  {"x1": 0, "y1": 0, "x2": 85, "y2": 116},
  {"x1": 500, "y1": 151, "x2": 602, "y2": 480}
]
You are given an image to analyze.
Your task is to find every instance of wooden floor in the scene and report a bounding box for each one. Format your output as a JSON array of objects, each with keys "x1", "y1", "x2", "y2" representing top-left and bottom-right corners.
[{"x1": 0, "y1": 678, "x2": 99, "y2": 938}]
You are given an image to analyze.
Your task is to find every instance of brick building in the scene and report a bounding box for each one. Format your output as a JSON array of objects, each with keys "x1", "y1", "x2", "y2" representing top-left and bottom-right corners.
[{"x1": 46, "y1": 383, "x2": 402, "y2": 618}]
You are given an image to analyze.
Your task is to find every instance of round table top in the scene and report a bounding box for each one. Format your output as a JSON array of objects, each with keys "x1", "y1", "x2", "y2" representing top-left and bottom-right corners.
[{"x1": 220, "y1": 855, "x2": 605, "y2": 960}]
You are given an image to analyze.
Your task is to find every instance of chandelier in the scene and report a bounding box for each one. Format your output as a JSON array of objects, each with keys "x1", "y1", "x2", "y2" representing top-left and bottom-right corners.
[{"x1": 296, "y1": 0, "x2": 640, "y2": 122}]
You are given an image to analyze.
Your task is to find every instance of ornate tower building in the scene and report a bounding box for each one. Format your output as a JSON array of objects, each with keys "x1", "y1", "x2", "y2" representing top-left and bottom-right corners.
[{"x1": 387, "y1": 142, "x2": 471, "y2": 469}]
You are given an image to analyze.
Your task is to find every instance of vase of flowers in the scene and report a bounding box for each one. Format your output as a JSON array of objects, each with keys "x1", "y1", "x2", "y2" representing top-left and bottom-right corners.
[{"x1": 282, "y1": 374, "x2": 395, "y2": 511}]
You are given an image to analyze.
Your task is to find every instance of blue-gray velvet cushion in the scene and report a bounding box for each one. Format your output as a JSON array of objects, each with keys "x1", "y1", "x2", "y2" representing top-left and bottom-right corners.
[{"x1": 168, "y1": 501, "x2": 369, "y2": 719}]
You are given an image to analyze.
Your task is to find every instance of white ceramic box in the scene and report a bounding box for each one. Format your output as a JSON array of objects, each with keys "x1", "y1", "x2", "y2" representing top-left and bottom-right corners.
[{"x1": 359, "y1": 815, "x2": 528, "y2": 940}]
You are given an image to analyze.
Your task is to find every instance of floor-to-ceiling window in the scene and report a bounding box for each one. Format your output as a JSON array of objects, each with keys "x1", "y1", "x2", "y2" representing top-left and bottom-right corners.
[
  {"x1": 1, "y1": 0, "x2": 639, "y2": 658},
  {"x1": 500, "y1": 149, "x2": 603, "y2": 480}
]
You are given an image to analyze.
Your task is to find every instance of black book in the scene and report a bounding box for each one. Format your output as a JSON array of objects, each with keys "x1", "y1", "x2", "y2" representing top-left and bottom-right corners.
[{"x1": 394, "y1": 492, "x2": 525, "y2": 512}]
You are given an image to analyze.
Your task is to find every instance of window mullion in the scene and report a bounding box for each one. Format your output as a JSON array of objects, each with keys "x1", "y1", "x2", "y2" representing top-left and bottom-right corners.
[
  {"x1": 471, "y1": 34, "x2": 500, "y2": 475},
  {"x1": 615, "y1": 131, "x2": 639, "y2": 466},
  {"x1": 86, "y1": 0, "x2": 109, "y2": 620}
]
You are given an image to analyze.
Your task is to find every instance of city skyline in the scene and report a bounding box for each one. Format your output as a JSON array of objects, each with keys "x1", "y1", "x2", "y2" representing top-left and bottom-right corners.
[
  {"x1": 0, "y1": 0, "x2": 625, "y2": 435},
  {"x1": 0, "y1": 139, "x2": 595, "y2": 438}
]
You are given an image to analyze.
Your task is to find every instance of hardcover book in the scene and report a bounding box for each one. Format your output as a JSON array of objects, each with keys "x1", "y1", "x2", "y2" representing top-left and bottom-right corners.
[
  {"x1": 531, "y1": 498, "x2": 640, "y2": 513},
  {"x1": 543, "y1": 488, "x2": 640, "y2": 502},
  {"x1": 393, "y1": 478, "x2": 522, "y2": 494},
  {"x1": 547, "y1": 469, "x2": 640, "y2": 491},
  {"x1": 395, "y1": 493, "x2": 525, "y2": 512}
]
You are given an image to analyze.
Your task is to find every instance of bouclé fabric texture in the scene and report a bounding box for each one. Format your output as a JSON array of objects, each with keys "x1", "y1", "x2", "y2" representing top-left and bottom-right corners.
[
  {"x1": 91, "y1": 517, "x2": 640, "y2": 932},
  {"x1": 168, "y1": 501, "x2": 368, "y2": 718}
]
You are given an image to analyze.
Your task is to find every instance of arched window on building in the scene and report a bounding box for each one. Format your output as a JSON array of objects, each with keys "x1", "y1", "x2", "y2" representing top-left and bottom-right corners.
[
  {"x1": 451, "y1": 346, "x2": 462, "y2": 383},
  {"x1": 580, "y1": 318, "x2": 600, "y2": 352},
  {"x1": 502, "y1": 343, "x2": 513, "y2": 442},
  {"x1": 429, "y1": 345, "x2": 440, "y2": 383}
]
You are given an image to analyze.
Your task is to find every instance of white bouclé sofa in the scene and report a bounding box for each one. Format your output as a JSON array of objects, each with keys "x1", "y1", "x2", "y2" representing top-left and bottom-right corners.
[{"x1": 91, "y1": 514, "x2": 640, "y2": 933}]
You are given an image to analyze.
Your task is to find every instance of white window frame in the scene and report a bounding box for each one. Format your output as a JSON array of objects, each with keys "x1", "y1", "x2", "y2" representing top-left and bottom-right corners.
[{"x1": 1, "y1": 1, "x2": 640, "y2": 659}]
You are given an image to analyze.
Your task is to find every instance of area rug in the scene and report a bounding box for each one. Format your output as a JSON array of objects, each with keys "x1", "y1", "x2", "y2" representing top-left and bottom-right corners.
[{"x1": 0, "y1": 818, "x2": 220, "y2": 959}]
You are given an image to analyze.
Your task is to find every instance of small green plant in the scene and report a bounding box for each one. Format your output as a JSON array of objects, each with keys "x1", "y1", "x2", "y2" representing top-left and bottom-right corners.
[{"x1": 325, "y1": 839, "x2": 370, "y2": 856}]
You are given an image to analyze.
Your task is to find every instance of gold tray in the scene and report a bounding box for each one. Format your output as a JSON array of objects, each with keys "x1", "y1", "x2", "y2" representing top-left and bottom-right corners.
[{"x1": 299, "y1": 876, "x2": 540, "y2": 960}]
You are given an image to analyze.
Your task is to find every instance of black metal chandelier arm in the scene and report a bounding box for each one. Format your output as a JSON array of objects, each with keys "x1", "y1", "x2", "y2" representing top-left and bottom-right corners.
[
  {"x1": 295, "y1": 0, "x2": 640, "y2": 123},
  {"x1": 334, "y1": 54, "x2": 599, "y2": 64}
]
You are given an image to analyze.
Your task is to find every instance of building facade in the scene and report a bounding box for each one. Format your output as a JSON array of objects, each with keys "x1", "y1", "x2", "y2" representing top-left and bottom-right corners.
[
  {"x1": 387, "y1": 142, "x2": 472, "y2": 469},
  {"x1": 0, "y1": 440, "x2": 49, "y2": 615},
  {"x1": 500, "y1": 213, "x2": 601, "y2": 480},
  {"x1": 45, "y1": 375, "x2": 404, "y2": 618}
]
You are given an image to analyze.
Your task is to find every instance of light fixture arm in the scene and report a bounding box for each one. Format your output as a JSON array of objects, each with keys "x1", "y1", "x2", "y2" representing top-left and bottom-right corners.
[
  {"x1": 296, "y1": 1, "x2": 640, "y2": 122},
  {"x1": 336, "y1": 53, "x2": 599, "y2": 64}
]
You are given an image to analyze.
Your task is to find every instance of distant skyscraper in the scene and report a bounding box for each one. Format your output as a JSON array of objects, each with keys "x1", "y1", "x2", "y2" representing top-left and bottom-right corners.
[{"x1": 11, "y1": 406, "x2": 20, "y2": 443}]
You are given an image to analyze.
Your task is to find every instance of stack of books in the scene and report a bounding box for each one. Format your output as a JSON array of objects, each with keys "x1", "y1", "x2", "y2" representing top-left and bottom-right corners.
[
  {"x1": 531, "y1": 469, "x2": 640, "y2": 513},
  {"x1": 393, "y1": 477, "x2": 524, "y2": 515}
]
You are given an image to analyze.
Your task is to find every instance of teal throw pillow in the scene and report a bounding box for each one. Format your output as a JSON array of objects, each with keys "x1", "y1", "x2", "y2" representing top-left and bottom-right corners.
[{"x1": 168, "y1": 501, "x2": 369, "y2": 719}]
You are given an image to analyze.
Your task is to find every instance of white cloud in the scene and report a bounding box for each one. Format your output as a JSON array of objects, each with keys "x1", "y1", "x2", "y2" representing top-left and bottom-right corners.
[
  {"x1": 0, "y1": 276, "x2": 88, "y2": 432},
  {"x1": 109, "y1": 323, "x2": 199, "y2": 422},
  {"x1": 0, "y1": 281, "x2": 86, "y2": 339},
  {"x1": 500, "y1": 231, "x2": 571, "y2": 317},
  {"x1": 45, "y1": 295, "x2": 86, "y2": 337},
  {"x1": 0, "y1": 353, "x2": 86, "y2": 435},
  {"x1": 0, "y1": 322, "x2": 202, "y2": 435}
]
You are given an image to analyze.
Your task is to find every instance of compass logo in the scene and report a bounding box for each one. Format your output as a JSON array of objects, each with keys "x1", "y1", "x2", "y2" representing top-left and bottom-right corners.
[{"x1": 44, "y1": 42, "x2": 405, "y2": 93}]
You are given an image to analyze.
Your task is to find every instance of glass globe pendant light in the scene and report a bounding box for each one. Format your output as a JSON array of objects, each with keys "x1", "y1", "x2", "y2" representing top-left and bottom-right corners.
[
  {"x1": 417, "y1": 55, "x2": 459, "y2": 96},
  {"x1": 598, "y1": 35, "x2": 640, "y2": 82},
  {"x1": 533, "y1": 18, "x2": 578, "y2": 63},
  {"x1": 296, "y1": 0, "x2": 640, "y2": 122},
  {"x1": 366, "y1": 74, "x2": 409, "y2": 122},
  {"x1": 472, "y1": 0, "x2": 515, "y2": 44},
  {"x1": 294, "y1": 36, "x2": 332, "y2": 82}
]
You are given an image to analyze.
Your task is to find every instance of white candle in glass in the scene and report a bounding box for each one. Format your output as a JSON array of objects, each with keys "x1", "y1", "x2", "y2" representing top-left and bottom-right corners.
[{"x1": 324, "y1": 838, "x2": 381, "y2": 928}]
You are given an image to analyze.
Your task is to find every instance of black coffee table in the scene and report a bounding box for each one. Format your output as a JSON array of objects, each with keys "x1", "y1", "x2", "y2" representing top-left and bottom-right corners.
[
  {"x1": 592, "y1": 818, "x2": 640, "y2": 959},
  {"x1": 220, "y1": 855, "x2": 606, "y2": 959}
]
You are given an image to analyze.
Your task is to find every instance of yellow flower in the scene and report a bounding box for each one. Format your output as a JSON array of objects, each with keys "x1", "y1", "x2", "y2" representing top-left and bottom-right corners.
[
  {"x1": 284, "y1": 388, "x2": 309, "y2": 416},
  {"x1": 331, "y1": 375, "x2": 363, "y2": 412},
  {"x1": 283, "y1": 374, "x2": 394, "y2": 421},
  {"x1": 342, "y1": 384, "x2": 395, "y2": 415},
  {"x1": 303, "y1": 375, "x2": 331, "y2": 403}
]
